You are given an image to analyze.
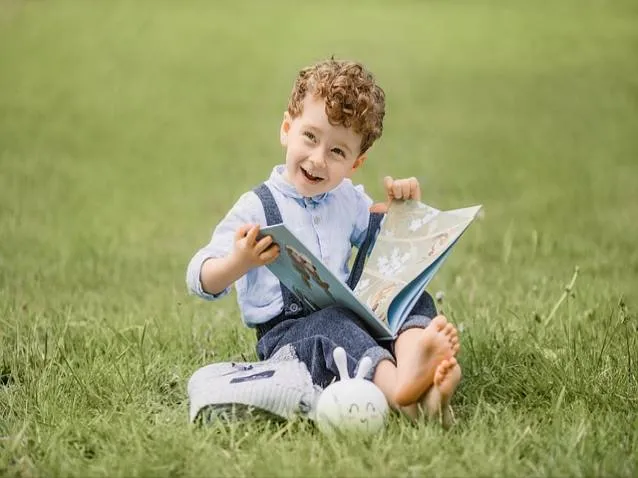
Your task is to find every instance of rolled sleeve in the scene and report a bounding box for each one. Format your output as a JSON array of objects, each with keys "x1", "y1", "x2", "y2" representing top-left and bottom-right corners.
[
  {"x1": 185, "y1": 191, "x2": 263, "y2": 301},
  {"x1": 186, "y1": 248, "x2": 231, "y2": 300},
  {"x1": 397, "y1": 291, "x2": 438, "y2": 333}
]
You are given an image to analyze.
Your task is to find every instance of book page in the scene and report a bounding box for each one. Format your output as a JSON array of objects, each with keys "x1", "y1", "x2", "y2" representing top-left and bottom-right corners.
[{"x1": 353, "y1": 200, "x2": 481, "y2": 328}]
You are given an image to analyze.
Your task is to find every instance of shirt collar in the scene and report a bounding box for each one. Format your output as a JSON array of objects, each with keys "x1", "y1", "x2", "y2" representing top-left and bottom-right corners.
[{"x1": 268, "y1": 165, "x2": 330, "y2": 206}]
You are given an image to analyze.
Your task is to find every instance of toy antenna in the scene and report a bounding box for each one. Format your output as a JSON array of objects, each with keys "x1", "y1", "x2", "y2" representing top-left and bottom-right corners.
[
  {"x1": 332, "y1": 347, "x2": 351, "y2": 380},
  {"x1": 355, "y1": 357, "x2": 372, "y2": 379}
]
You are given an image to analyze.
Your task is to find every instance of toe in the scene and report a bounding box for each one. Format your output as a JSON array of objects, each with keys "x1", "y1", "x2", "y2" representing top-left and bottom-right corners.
[
  {"x1": 431, "y1": 315, "x2": 448, "y2": 330},
  {"x1": 443, "y1": 358, "x2": 456, "y2": 374},
  {"x1": 434, "y1": 359, "x2": 450, "y2": 385},
  {"x1": 442, "y1": 323, "x2": 455, "y2": 337}
]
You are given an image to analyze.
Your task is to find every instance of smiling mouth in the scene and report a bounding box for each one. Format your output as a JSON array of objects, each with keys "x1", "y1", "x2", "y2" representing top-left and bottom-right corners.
[{"x1": 301, "y1": 166, "x2": 323, "y2": 183}]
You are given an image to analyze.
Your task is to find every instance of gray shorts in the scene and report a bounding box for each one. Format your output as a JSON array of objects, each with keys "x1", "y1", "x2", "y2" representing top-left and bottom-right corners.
[{"x1": 256, "y1": 293, "x2": 437, "y2": 388}]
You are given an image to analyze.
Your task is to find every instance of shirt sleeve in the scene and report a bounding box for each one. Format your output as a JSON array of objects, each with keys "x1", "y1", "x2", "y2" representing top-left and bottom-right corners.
[
  {"x1": 185, "y1": 191, "x2": 264, "y2": 301},
  {"x1": 349, "y1": 183, "x2": 374, "y2": 248}
]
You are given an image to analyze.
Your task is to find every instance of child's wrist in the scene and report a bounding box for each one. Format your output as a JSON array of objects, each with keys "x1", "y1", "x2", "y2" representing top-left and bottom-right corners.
[{"x1": 228, "y1": 250, "x2": 252, "y2": 276}]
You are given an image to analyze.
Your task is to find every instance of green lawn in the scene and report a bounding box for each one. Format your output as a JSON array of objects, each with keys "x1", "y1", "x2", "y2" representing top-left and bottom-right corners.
[{"x1": 1, "y1": 0, "x2": 637, "y2": 476}]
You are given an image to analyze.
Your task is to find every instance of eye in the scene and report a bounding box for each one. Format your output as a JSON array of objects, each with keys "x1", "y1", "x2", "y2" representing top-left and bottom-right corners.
[
  {"x1": 331, "y1": 147, "x2": 345, "y2": 158},
  {"x1": 348, "y1": 404, "x2": 360, "y2": 414},
  {"x1": 303, "y1": 131, "x2": 316, "y2": 142},
  {"x1": 366, "y1": 402, "x2": 376, "y2": 413}
]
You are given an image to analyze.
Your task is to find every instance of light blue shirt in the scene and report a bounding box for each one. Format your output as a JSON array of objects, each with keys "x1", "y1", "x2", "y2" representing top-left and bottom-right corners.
[{"x1": 186, "y1": 165, "x2": 373, "y2": 327}]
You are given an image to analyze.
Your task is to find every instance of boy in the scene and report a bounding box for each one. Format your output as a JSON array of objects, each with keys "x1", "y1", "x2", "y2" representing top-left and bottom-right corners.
[{"x1": 187, "y1": 58, "x2": 461, "y2": 425}]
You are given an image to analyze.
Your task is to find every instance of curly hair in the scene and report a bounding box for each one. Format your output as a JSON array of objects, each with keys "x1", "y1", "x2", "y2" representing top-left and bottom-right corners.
[{"x1": 287, "y1": 59, "x2": 386, "y2": 154}]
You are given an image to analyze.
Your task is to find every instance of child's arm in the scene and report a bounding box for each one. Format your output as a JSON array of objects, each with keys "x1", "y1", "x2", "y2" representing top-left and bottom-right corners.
[
  {"x1": 186, "y1": 191, "x2": 273, "y2": 300},
  {"x1": 199, "y1": 224, "x2": 279, "y2": 295}
]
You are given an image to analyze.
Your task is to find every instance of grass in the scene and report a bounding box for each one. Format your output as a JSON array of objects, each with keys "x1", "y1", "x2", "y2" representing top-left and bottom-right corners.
[{"x1": 1, "y1": 0, "x2": 637, "y2": 476}]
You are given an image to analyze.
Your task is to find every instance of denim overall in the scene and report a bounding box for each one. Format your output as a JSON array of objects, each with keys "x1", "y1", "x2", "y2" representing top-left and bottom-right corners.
[{"x1": 252, "y1": 183, "x2": 438, "y2": 388}]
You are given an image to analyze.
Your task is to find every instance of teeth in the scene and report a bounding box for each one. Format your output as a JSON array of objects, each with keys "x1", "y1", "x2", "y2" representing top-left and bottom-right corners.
[{"x1": 302, "y1": 167, "x2": 322, "y2": 181}]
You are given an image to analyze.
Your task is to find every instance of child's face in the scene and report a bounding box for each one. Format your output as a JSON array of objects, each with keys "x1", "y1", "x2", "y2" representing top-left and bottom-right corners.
[{"x1": 280, "y1": 95, "x2": 366, "y2": 197}]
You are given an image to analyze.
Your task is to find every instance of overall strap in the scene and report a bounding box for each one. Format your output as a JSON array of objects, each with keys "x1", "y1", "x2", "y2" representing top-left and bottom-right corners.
[
  {"x1": 252, "y1": 183, "x2": 305, "y2": 318},
  {"x1": 346, "y1": 211, "x2": 385, "y2": 290}
]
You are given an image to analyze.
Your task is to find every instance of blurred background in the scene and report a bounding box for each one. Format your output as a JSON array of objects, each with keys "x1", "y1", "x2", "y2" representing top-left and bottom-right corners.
[
  {"x1": 1, "y1": 0, "x2": 637, "y2": 475},
  {"x1": 2, "y1": 0, "x2": 636, "y2": 311}
]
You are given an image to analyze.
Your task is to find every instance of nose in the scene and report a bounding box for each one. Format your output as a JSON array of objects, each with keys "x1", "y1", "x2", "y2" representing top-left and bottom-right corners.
[{"x1": 309, "y1": 148, "x2": 328, "y2": 168}]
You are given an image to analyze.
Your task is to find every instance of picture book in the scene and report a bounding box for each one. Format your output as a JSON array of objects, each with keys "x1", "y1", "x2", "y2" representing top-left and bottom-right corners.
[{"x1": 259, "y1": 200, "x2": 482, "y2": 340}]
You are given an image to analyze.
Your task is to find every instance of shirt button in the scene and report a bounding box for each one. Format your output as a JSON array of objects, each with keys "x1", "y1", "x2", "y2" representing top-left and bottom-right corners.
[{"x1": 313, "y1": 216, "x2": 320, "y2": 225}]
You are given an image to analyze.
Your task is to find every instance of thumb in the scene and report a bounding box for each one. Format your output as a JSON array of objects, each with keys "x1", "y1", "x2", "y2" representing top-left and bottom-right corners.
[{"x1": 369, "y1": 202, "x2": 388, "y2": 214}]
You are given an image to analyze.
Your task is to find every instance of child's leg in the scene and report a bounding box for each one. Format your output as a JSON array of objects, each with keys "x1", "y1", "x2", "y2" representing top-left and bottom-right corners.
[
  {"x1": 391, "y1": 292, "x2": 460, "y2": 407},
  {"x1": 257, "y1": 306, "x2": 404, "y2": 408}
]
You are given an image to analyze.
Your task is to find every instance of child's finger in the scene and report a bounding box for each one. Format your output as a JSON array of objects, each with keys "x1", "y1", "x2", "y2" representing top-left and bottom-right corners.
[
  {"x1": 402, "y1": 178, "x2": 419, "y2": 200},
  {"x1": 255, "y1": 235, "x2": 273, "y2": 253},
  {"x1": 245, "y1": 224, "x2": 260, "y2": 244},
  {"x1": 260, "y1": 244, "x2": 280, "y2": 264},
  {"x1": 410, "y1": 178, "x2": 421, "y2": 201},
  {"x1": 401, "y1": 180, "x2": 411, "y2": 199},
  {"x1": 392, "y1": 180, "x2": 404, "y2": 200},
  {"x1": 234, "y1": 224, "x2": 253, "y2": 241},
  {"x1": 383, "y1": 176, "x2": 394, "y2": 200}
]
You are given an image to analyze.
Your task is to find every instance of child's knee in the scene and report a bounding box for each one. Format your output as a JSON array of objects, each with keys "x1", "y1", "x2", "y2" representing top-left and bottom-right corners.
[{"x1": 308, "y1": 334, "x2": 336, "y2": 351}]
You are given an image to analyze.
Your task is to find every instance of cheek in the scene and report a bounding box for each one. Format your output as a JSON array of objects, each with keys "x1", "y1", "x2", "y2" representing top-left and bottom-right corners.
[
  {"x1": 287, "y1": 141, "x2": 310, "y2": 158},
  {"x1": 329, "y1": 162, "x2": 353, "y2": 178}
]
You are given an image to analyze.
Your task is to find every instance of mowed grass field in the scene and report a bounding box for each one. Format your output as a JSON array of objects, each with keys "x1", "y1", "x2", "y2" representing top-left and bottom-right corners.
[{"x1": 1, "y1": 0, "x2": 637, "y2": 476}]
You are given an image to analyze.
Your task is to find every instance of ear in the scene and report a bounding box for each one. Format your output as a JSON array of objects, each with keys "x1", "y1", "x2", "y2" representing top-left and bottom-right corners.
[
  {"x1": 351, "y1": 154, "x2": 367, "y2": 173},
  {"x1": 280, "y1": 111, "x2": 292, "y2": 147},
  {"x1": 355, "y1": 357, "x2": 372, "y2": 379},
  {"x1": 332, "y1": 347, "x2": 350, "y2": 380}
]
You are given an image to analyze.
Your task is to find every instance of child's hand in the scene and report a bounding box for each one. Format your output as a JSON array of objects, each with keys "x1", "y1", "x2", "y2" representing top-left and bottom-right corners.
[
  {"x1": 232, "y1": 224, "x2": 280, "y2": 269},
  {"x1": 370, "y1": 176, "x2": 421, "y2": 213}
]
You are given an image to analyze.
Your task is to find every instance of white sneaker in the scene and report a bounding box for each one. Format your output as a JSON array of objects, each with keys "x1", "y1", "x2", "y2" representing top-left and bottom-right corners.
[{"x1": 188, "y1": 347, "x2": 321, "y2": 424}]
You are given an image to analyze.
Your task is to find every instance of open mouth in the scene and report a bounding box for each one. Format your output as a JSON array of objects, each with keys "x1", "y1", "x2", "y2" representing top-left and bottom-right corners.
[{"x1": 301, "y1": 166, "x2": 323, "y2": 183}]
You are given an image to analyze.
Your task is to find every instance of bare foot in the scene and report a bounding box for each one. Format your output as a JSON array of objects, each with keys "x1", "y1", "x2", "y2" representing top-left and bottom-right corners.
[
  {"x1": 443, "y1": 322, "x2": 460, "y2": 356},
  {"x1": 399, "y1": 403, "x2": 420, "y2": 421},
  {"x1": 393, "y1": 316, "x2": 454, "y2": 406},
  {"x1": 422, "y1": 357, "x2": 462, "y2": 429}
]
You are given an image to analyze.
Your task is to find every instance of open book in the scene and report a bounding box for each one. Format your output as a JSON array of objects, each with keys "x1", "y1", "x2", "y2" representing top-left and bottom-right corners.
[{"x1": 259, "y1": 200, "x2": 482, "y2": 340}]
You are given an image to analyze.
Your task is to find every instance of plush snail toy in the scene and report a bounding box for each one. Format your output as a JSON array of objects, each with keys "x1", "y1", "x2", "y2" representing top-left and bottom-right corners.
[{"x1": 315, "y1": 347, "x2": 389, "y2": 435}]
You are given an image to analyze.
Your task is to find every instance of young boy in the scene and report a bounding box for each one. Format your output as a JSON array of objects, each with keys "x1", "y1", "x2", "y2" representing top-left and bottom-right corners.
[{"x1": 187, "y1": 58, "x2": 461, "y2": 424}]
